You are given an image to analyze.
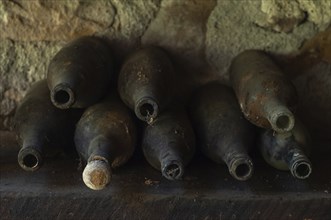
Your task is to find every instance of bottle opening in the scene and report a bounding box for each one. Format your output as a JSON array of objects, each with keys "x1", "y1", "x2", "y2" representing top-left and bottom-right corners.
[
  {"x1": 140, "y1": 103, "x2": 154, "y2": 117},
  {"x1": 54, "y1": 90, "x2": 70, "y2": 104},
  {"x1": 294, "y1": 162, "x2": 312, "y2": 179},
  {"x1": 163, "y1": 163, "x2": 183, "y2": 180},
  {"x1": 135, "y1": 97, "x2": 159, "y2": 123},
  {"x1": 265, "y1": 100, "x2": 295, "y2": 133},
  {"x1": 18, "y1": 148, "x2": 42, "y2": 171},
  {"x1": 51, "y1": 84, "x2": 75, "y2": 109},
  {"x1": 235, "y1": 163, "x2": 250, "y2": 178},
  {"x1": 229, "y1": 157, "x2": 253, "y2": 181},
  {"x1": 276, "y1": 115, "x2": 290, "y2": 130},
  {"x1": 23, "y1": 154, "x2": 39, "y2": 168}
]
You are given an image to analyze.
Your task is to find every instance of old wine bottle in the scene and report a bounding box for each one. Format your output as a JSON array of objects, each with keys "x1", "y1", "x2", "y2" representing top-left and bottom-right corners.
[
  {"x1": 230, "y1": 50, "x2": 297, "y2": 133},
  {"x1": 47, "y1": 36, "x2": 114, "y2": 109},
  {"x1": 74, "y1": 95, "x2": 137, "y2": 190},
  {"x1": 118, "y1": 47, "x2": 175, "y2": 124},
  {"x1": 142, "y1": 107, "x2": 195, "y2": 180},
  {"x1": 15, "y1": 80, "x2": 78, "y2": 171},
  {"x1": 190, "y1": 83, "x2": 256, "y2": 181},
  {"x1": 259, "y1": 120, "x2": 312, "y2": 179}
]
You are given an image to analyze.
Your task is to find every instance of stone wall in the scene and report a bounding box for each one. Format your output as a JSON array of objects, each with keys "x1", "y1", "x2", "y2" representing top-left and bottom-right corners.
[{"x1": 0, "y1": 0, "x2": 330, "y2": 140}]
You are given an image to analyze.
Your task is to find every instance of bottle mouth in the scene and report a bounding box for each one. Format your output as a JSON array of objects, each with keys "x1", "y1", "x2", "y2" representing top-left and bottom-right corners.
[
  {"x1": 51, "y1": 84, "x2": 75, "y2": 109},
  {"x1": 291, "y1": 160, "x2": 312, "y2": 179},
  {"x1": 82, "y1": 159, "x2": 112, "y2": 190},
  {"x1": 17, "y1": 148, "x2": 42, "y2": 171},
  {"x1": 229, "y1": 157, "x2": 254, "y2": 181},
  {"x1": 135, "y1": 97, "x2": 159, "y2": 124},
  {"x1": 270, "y1": 112, "x2": 295, "y2": 133},
  {"x1": 161, "y1": 160, "x2": 184, "y2": 181}
]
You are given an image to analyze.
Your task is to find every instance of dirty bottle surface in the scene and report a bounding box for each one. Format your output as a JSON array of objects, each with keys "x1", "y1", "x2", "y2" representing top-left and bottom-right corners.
[
  {"x1": 258, "y1": 120, "x2": 312, "y2": 179},
  {"x1": 293, "y1": 61, "x2": 331, "y2": 142},
  {"x1": 230, "y1": 50, "x2": 297, "y2": 133},
  {"x1": 142, "y1": 107, "x2": 195, "y2": 180},
  {"x1": 74, "y1": 95, "x2": 137, "y2": 190},
  {"x1": 15, "y1": 80, "x2": 79, "y2": 171},
  {"x1": 118, "y1": 47, "x2": 175, "y2": 124},
  {"x1": 47, "y1": 36, "x2": 114, "y2": 109},
  {"x1": 189, "y1": 83, "x2": 255, "y2": 181}
]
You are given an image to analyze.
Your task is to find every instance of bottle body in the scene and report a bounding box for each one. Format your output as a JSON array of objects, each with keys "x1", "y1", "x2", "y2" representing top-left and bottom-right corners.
[
  {"x1": 230, "y1": 50, "x2": 297, "y2": 133},
  {"x1": 47, "y1": 36, "x2": 114, "y2": 109},
  {"x1": 118, "y1": 47, "x2": 175, "y2": 124},
  {"x1": 14, "y1": 80, "x2": 78, "y2": 171},
  {"x1": 74, "y1": 95, "x2": 137, "y2": 190},
  {"x1": 189, "y1": 83, "x2": 255, "y2": 181},
  {"x1": 293, "y1": 61, "x2": 331, "y2": 142},
  {"x1": 142, "y1": 107, "x2": 196, "y2": 180},
  {"x1": 259, "y1": 120, "x2": 312, "y2": 179}
]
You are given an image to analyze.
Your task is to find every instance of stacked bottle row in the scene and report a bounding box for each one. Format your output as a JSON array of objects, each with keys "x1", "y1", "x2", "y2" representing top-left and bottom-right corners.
[{"x1": 14, "y1": 36, "x2": 313, "y2": 191}]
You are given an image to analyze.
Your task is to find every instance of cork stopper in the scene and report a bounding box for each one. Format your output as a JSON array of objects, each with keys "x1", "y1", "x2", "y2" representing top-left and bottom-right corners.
[{"x1": 82, "y1": 160, "x2": 112, "y2": 190}]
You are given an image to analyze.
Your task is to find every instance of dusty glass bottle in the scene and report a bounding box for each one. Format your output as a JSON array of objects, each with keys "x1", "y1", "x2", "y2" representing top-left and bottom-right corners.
[
  {"x1": 142, "y1": 107, "x2": 195, "y2": 180},
  {"x1": 189, "y1": 83, "x2": 255, "y2": 181},
  {"x1": 258, "y1": 120, "x2": 312, "y2": 179},
  {"x1": 118, "y1": 47, "x2": 175, "y2": 124},
  {"x1": 230, "y1": 49, "x2": 297, "y2": 133},
  {"x1": 74, "y1": 95, "x2": 137, "y2": 190},
  {"x1": 47, "y1": 36, "x2": 114, "y2": 109},
  {"x1": 15, "y1": 80, "x2": 78, "y2": 171}
]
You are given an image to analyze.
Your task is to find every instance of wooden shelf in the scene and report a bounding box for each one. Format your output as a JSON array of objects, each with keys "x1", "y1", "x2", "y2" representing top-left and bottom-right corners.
[{"x1": 1, "y1": 131, "x2": 331, "y2": 219}]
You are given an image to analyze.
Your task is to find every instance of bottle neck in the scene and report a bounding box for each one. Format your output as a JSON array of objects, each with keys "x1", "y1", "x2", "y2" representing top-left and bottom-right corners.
[
  {"x1": 87, "y1": 135, "x2": 114, "y2": 163},
  {"x1": 263, "y1": 98, "x2": 295, "y2": 133},
  {"x1": 21, "y1": 132, "x2": 45, "y2": 153},
  {"x1": 219, "y1": 143, "x2": 254, "y2": 181},
  {"x1": 283, "y1": 142, "x2": 312, "y2": 179},
  {"x1": 18, "y1": 133, "x2": 45, "y2": 171},
  {"x1": 158, "y1": 143, "x2": 184, "y2": 180}
]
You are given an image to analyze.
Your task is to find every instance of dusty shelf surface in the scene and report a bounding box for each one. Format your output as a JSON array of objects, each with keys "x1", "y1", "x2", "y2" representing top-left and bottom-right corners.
[{"x1": 1, "y1": 131, "x2": 331, "y2": 220}]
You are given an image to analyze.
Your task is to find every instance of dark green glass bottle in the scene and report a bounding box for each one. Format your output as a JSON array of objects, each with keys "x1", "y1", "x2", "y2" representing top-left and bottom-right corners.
[
  {"x1": 47, "y1": 36, "x2": 114, "y2": 109},
  {"x1": 74, "y1": 95, "x2": 137, "y2": 190},
  {"x1": 230, "y1": 50, "x2": 297, "y2": 133},
  {"x1": 259, "y1": 120, "x2": 312, "y2": 179},
  {"x1": 118, "y1": 47, "x2": 175, "y2": 124},
  {"x1": 15, "y1": 80, "x2": 79, "y2": 171},
  {"x1": 190, "y1": 83, "x2": 256, "y2": 181},
  {"x1": 142, "y1": 107, "x2": 195, "y2": 180}
]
